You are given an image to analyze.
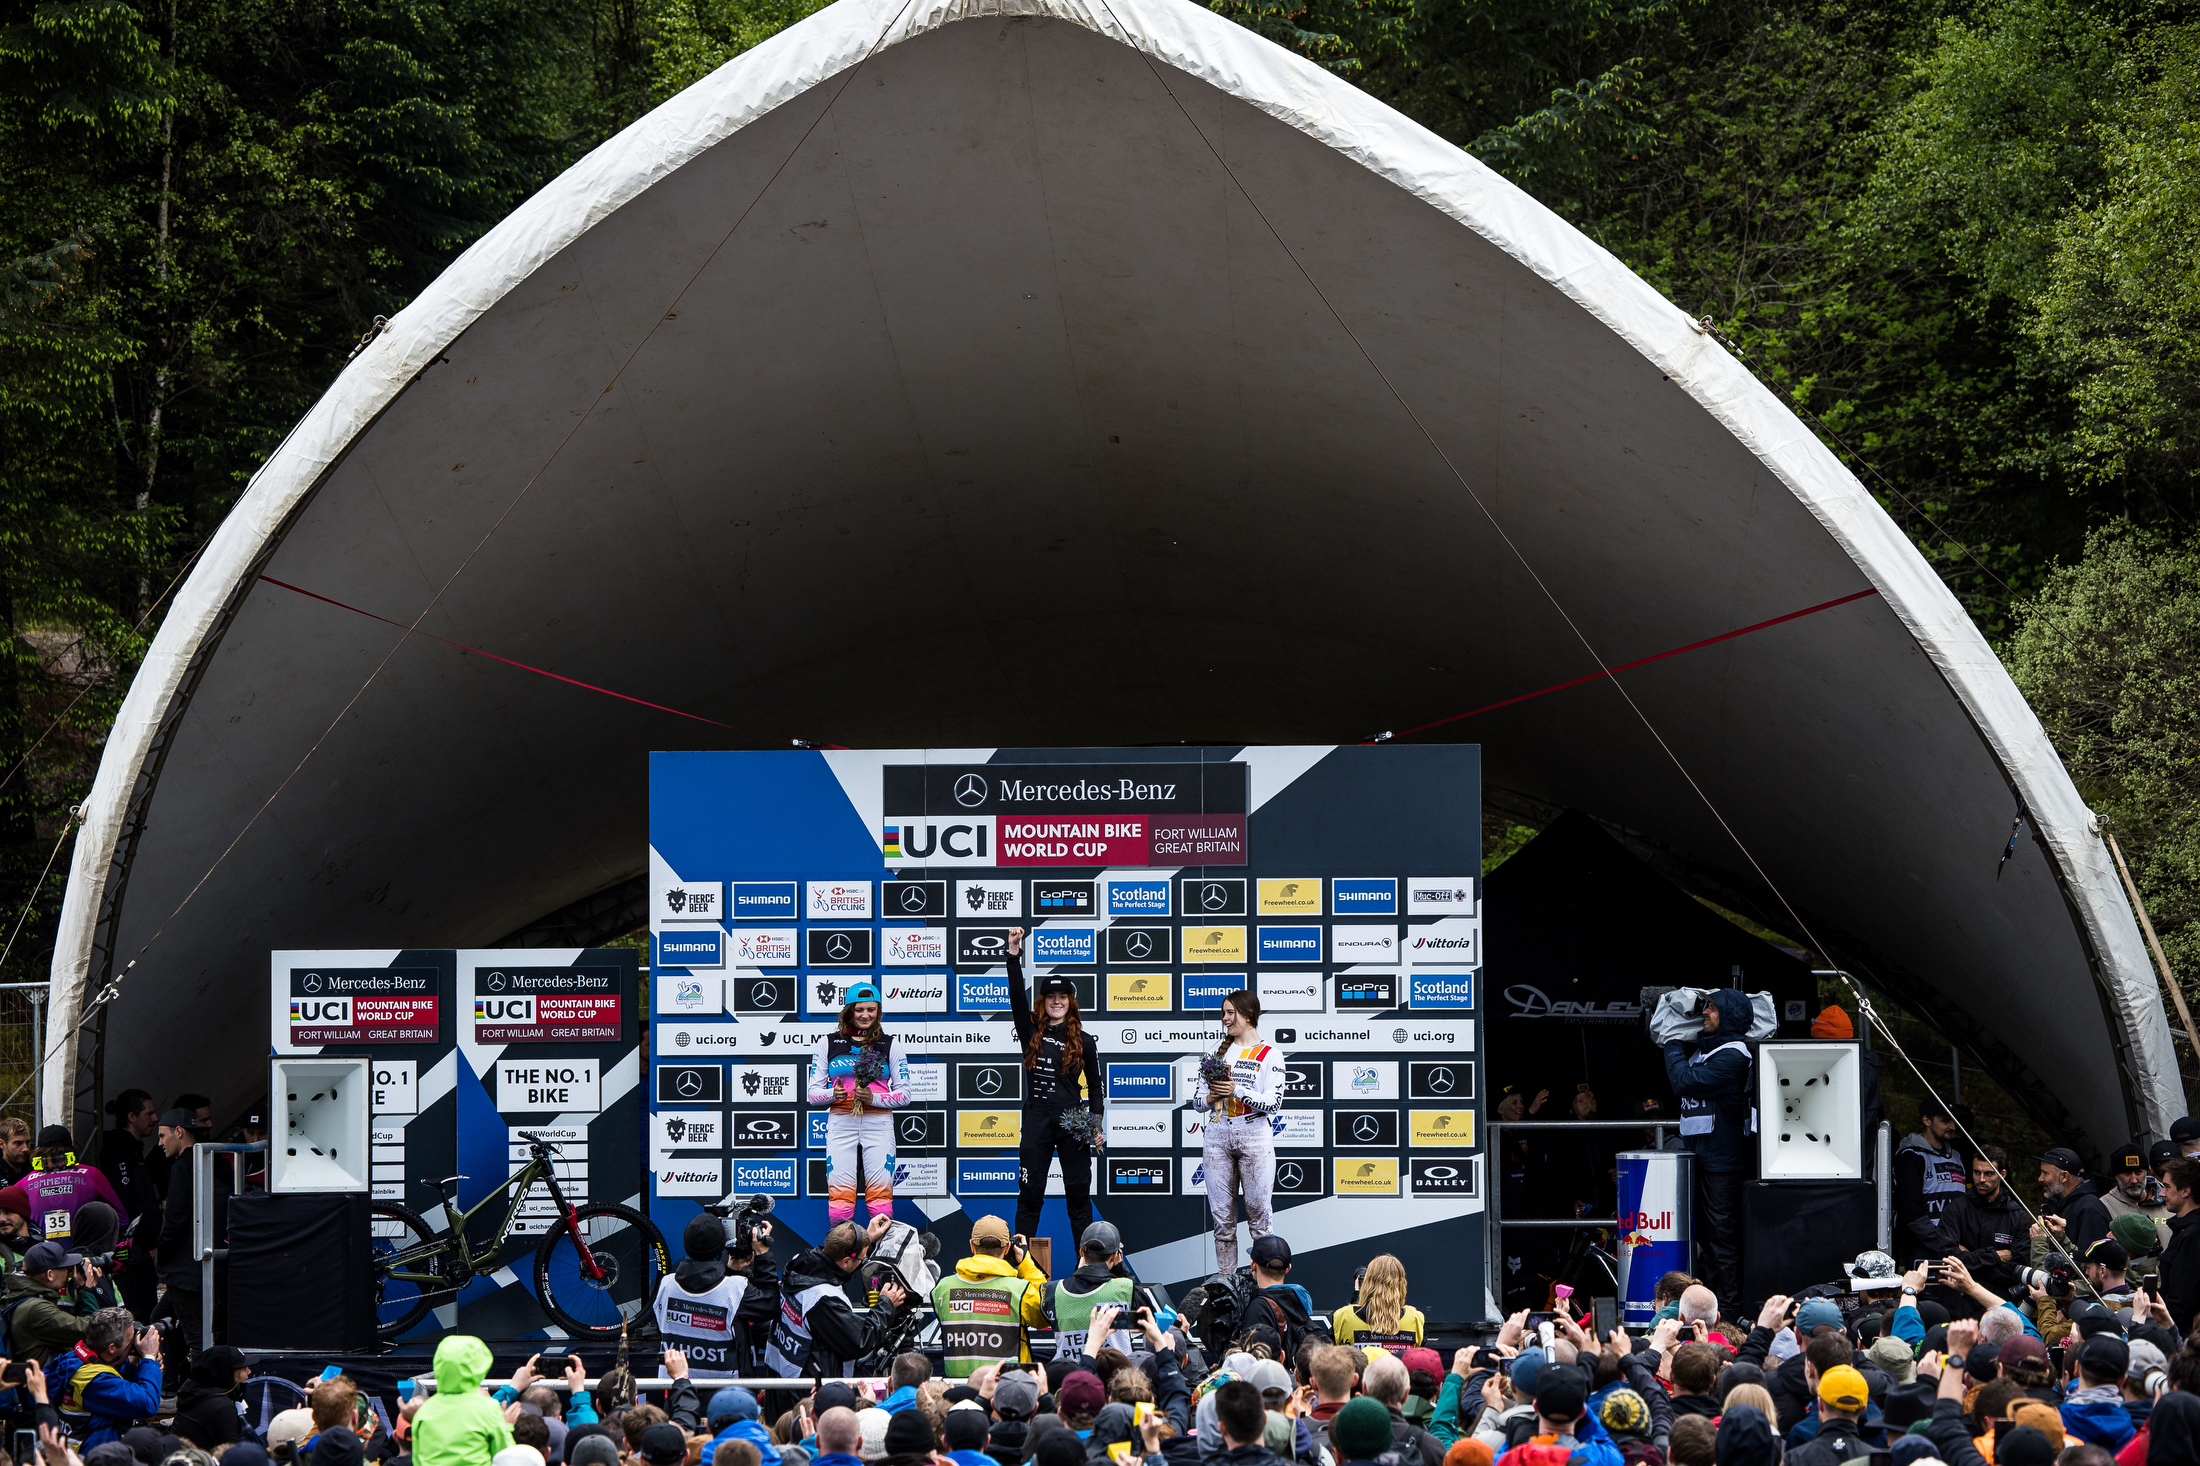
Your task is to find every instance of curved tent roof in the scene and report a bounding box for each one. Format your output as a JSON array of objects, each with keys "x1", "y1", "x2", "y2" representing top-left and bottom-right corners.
[{"x1": 44, "y1": 0, "x2": 2177, "y2": 1152}]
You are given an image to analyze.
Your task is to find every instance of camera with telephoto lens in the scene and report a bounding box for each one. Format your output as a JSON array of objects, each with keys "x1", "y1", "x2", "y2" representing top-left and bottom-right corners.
[{"x1": 2014, "y1": 1253, "x2": 2077, "y2": 1300}]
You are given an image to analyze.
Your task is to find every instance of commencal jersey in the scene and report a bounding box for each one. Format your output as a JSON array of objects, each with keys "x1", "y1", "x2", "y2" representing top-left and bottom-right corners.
[
  {"x1": 24, "y1": 1165, "x2": 127, "y2": 1243},
  {"x1": 806, "y1": 1034, "x2": 911, "y2": 1115},
  {"x1": 1209, "y1": 1038, "x2": 1287, "y2": 1119}
]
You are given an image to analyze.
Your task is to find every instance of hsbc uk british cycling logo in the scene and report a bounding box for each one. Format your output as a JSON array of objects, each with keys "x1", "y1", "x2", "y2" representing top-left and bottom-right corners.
[{"x1": 954, "y1": 774, "x2": 989, "y2": 808}]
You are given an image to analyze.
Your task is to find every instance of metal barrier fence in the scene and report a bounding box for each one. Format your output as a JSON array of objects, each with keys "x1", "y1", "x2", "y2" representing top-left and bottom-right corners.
[
  {"x1": 0, "y1": 982, "x2": 49, "y2": 1126},
  {"x1": 1486, "y1": 1119, "x2": 1676, "y2": 1311}
]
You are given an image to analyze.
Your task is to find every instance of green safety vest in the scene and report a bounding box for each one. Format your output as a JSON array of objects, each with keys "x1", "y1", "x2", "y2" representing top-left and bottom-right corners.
[
  {"x1": 1044, "y1": 1275, "x2": 1135, "y2": 1359},
  {"x1": 931, "y1": 1271, "x2": 1035, "y2": 1377}
]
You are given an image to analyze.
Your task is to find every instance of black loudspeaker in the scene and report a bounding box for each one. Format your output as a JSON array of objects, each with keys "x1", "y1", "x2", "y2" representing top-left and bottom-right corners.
[
  {"x1": 225, "y1": 1192, "x2": 376, "y2": 1350},
  {"x1": 1741, "y1": 1179, "x2": 1876, "y2": 1305}
]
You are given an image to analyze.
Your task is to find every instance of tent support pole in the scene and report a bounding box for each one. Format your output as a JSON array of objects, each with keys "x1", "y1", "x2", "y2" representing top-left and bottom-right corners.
[{"x1": 2102, "y1": 820, "x2": 2200, "y2": 1070}]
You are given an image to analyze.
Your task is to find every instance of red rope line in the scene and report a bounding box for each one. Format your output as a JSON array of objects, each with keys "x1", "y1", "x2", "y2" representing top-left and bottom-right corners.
[
  {"x1": 260, "y1": 575, "x2": 844, "y2": 746},
  {"x1": 1391, "y1": 587, "x2": 1881, "y2": 740}
]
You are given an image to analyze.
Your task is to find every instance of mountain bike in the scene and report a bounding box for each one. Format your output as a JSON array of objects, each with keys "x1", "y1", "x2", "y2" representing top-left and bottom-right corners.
[{"x1": 369, "y1": 1130, "x2": 669, "y2": 1339}]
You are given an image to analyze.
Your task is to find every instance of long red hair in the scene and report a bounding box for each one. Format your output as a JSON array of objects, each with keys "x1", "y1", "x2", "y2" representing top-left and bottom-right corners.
[{"x1": 1026, "y1": 990, "x2": 1086, "y2": 1077}]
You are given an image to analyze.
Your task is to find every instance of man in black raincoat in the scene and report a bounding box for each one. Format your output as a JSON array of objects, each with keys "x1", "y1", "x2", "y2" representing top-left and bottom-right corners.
[{"x1": 1663, "y1": 988, "x2": 1756, "y2": 1308}]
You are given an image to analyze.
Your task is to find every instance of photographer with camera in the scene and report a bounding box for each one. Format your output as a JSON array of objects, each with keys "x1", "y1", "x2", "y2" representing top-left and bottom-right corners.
[
  {"x1": 931, "y1": 1215, "x2": 1046, "y2": 1377},
  {"x1": 1041, "y1": 1222, "x2": 1161, "y2": 1363},
  {"x1": 655, "y1": 1202, "x2": 779, "y2": 1378},
  {"x1": 0, "y1": 1242, "x2": 100, "y2": 1364},
  {"x1": 764, "y1": 1216, "x2": 910, "y2": 1379},
  {"x1": 45, "y1": 1307, "x2": 160, "y2": 1448}
]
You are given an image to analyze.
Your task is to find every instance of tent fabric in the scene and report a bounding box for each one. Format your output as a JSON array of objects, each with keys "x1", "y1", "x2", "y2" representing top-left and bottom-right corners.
[{"x1": 40, "y1": 0, "x2": 2176, "y2": 1145}]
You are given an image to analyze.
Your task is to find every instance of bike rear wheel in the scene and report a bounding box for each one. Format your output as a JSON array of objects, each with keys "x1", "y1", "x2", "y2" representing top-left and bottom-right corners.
[
  {"x1": 369, "y1": 1201, "x2": 441, "y2": 1339},
  {"x1": 535, "y1": 1202, "x2": 669, "y2": 1337}
]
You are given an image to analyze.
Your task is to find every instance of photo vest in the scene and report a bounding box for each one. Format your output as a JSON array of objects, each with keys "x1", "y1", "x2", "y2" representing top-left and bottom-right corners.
[{"x1": 930, "y1": 1272, "x2": 1034, "y2": 1377}]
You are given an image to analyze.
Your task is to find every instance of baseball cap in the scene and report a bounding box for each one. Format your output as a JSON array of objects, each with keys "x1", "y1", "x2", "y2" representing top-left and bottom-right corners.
[
  {"x1": 1795, "y1": 1298, "x2": 1845, "y2": 1334},
  {"x1": 1508, "y1": 1348, "x2": 1547, "y2": 1395},
  {"x1": 970, "y1": 1215, "x2": 1012, "y2": 1248},
  {"x1": 1080, "y1": 1220, "x2": 1122, "y2": 1257},
  {"x1": 2113, "y1": 1143, "x2": 2148, "y2": 1172},
  {"x1": 1817, "y1": 1365, "x2": 1868, "y2": 1412},
  {"x1": 943, "y1": 1404, "x2": 990, "y2": 1452},
  {"x1": 993, "y1": 1372, "x2": 1038, "y2": 1419},
  {"x1": 1055, "y1": 1370, "x2": 1106, "y2": 1416},
  {"x1": 2128, "y1": 1340, "x2": 2168, "y2": 1384},
  {"x1": 2173, "y1": 1117, "x2": 2200, "y2": 1144},
  {"x1": 1997, "y1": 1335, "x2": 2050, "y2": 1371},
  {"x1": 2039, "y1": 1146, "x2": 2086, "y2": 1175},
  {"x1": 1402, "y1": 1347, "x2": 1443, "y2": 1379},
  {"x1": 2008, "y1": 1401, "x2": 2066, "y2": 1450},
  {"x1": 706, "y1": 1388, "x2": 759, "y2": 1426},
  {"x1": 1247, "y1": 1359, "x2": 1292, "y2": 1399},
  {"x1": 638, "y1": 1424, "x2": 689, "y2": 1466},
  {"x1": 1532, "y1": 1365, "x2": 1586, "y2": 1423},
  {"x1": 2083, "y1": 1236, "x2": 2130, "y2": 1272},
  {"x1": 159, "y1": 1108, "x2": 198, "y2": 1130},
  {"x1": 2082, "y1": 1334, "x2": 2131, "y2": 1380},
  {"x1": 2153, "y1": 1140, "x2": 2180, "y2": 1170},
  {"x1": 1250, "y1": 1234, "x2": 1292, "y2": 1268},
  {"x1": 1038, "y1": 975, "x2": 1078, "y2": 997},
  {"x1": 843, "y1": 982, "x2": 881, "y2": 1005},
  {"x1": 1963, "y1": 1339, "x2": 2001, "y2": 1381},
  {"x1": 815, "y1": 1383, "x2": 859, "y2": 1414},
  {"x1": 24, "y1": 1240, "x2": 84, "y2": 1272}
]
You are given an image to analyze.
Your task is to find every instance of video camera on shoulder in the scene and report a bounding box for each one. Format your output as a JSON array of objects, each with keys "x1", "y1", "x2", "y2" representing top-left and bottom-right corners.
[{"x1": 708, "y1": 1194, "x2": 775, "y2": 1261}]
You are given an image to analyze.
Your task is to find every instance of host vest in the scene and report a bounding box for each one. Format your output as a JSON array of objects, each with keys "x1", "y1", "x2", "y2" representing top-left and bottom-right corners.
[
  {"x1": 764, "y1": 1281, "x2": 849, "y2": 1378},
  {"x1": 930, "y1": 1272, "x2": 1034, "y2": 1377},
  {"x1": 652, "y1": 1273, "x2": 750, "y2": 1375}
]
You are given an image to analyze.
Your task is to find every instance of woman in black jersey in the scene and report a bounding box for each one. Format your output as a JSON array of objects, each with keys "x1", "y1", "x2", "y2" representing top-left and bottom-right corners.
[{"x1": 1003, "y1": 926, "x2": 1102, "y2": 1245}]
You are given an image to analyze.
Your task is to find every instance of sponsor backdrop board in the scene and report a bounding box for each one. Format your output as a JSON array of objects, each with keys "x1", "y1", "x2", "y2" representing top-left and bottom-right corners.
[
  {"x1": 271, "y1": 949, "x2": 459, "y2": 1341},
  {"x1": 268, "y1": 948, "x2": 641, "y2": 1339},
  {"x1": 649, "y1": 745, "x2": 1489, "y2": 1321}
]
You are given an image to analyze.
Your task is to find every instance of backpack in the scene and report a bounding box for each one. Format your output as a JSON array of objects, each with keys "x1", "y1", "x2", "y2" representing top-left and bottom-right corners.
[{"x1": 1235, "y1": 1285, "x2": 1332, "y2": 1366}]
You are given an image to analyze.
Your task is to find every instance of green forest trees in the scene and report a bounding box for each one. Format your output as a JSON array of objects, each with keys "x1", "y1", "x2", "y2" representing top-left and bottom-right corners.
[{"x1": 0, "y1": 0, "x2": 2195, "y2": 1047}]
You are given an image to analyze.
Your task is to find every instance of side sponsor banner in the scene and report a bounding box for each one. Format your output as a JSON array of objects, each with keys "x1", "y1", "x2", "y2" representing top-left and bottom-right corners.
[{"x1": 1334, "y1": 1061, "x2": 1399, "y2": 1100}]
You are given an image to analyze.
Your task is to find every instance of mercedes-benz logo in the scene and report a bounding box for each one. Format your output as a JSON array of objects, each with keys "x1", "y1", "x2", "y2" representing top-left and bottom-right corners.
[
  {"x1": 975, "y1": 1069, "x2": 1001, "y2": 1096},
  {"x1": 488, "y1": 971, "x2": 507, "y2": 992},
  {"x1": 825, "y1": 933, "x2": 852, "y2": 960},
  {"x1": 1278, "y1": 1163, "x2": 1304, "y2": 1189},
  {"x1": 1124, "y1": 931, "x2": 1153, "y2": 958},
  {"x1": 1428, "y1": 1068, "x2": 1455, "y2": 1094},
  {"x1": 304, "y1": 973, "x2": 322, "y2": 993},
  {"x1": 1352, "y1": 1115, "x2": 1380, "y2": 1142},
  {"x1": 676, "y1": 1071, "x2": 703, "y2": 1097},
  {"x1": 900, "y1": 885, "x2": 928, "y2": 912},
  {"x1": 1200, "y1": 884, "x2": 1229, "y2": 911},
  {"x1": 752, "y1": 981, "x2": 776, "y2": 1006},
  {"x1": 953, "y1": 773, "x2": 988, "y2": 808}
]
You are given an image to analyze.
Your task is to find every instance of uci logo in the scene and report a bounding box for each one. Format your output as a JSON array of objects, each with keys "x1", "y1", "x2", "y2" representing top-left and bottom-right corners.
[
  {"x1": 293, "y1": 999, "x2": 348, "y2": 1022},
  {"x1": 479, "y1": 998, "x2": 533, "y2": 1020}
]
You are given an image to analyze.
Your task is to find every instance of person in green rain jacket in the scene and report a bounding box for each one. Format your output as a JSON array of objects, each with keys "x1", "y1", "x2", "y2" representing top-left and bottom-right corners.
[{"x1": 413, "y1": 1336, "x2": 515, "y2": 1466}]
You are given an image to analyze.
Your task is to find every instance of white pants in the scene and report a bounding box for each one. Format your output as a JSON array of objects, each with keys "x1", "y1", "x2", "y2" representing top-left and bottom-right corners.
[
  {"x1": 826, "y1": 1109, "x2": 895, "y2": 1224},
  {"x1": 1202, "y1": 1113, "x2": 1274, "y2": 1272}
]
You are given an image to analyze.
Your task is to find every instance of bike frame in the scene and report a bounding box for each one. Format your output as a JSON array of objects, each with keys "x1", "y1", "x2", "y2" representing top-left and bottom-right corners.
[{"x1": 382, "y1": 1148, "x2": 606, "y2": 1290}]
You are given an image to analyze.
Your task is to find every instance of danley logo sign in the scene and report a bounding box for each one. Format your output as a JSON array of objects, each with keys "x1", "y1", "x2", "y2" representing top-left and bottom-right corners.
[{"x1": 1502, "y1": 984, "x2": 1641, "y2": 1024}]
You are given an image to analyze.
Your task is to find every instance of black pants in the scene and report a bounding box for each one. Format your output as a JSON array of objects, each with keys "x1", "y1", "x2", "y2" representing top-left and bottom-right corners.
[
  {"x1": 116, "y1": 1253, "x2": 157, "y2": 1324},
  {"x1": 1015, "y1": 1109, "x2": 1093, "y2": 1248},
  {"x1": 1696, "y1": 1169, "x2": 1744, "y2": 1306}
]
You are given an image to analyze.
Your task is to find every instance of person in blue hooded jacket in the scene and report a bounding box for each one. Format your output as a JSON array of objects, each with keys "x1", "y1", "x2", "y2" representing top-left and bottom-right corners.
[
  {"x1": 2059, "y1": 1334, "x2": 2138, "y2": 1451},
  {"x1": 1662, "y1": 988, "x2": 1756, "y2": 1308},
  {"x1": 705, "y1": 1387, "x2": 783, "y2": 1466}
]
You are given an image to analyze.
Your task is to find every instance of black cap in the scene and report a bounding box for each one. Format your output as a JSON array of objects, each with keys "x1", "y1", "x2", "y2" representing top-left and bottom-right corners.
[
  {"x1": 24, "y1": 1240, "x2": 84, "y2": 1272},
  {"x1": 1531, "y1": 1364, "x2": 1587, "y2": 1422},
  {"x1": 638, "y1": 1424, "x2": 688, "y2": 1466},
  {"x1": 1880, "y1": 1382, "x2": 1934, "y2": 1430},
  {"x1": 1037, "y1": 975, "x2": 1078, "y2": 997},
  {"x1": 2152, "y1": 1140, "x2": 2180, "y2": 1169},
  {"x1": 2173, "y1": 1117, "x2": 2200, "y2": 1143},
  {"x1": 34, "y1": 1126, "x2": 71, "y2": 1150},
  {"x1": 2074, "y1": 1305, "x2": 2126, "y2": 1345},
  {"x1": 1998, "y1": 1427, "x2": 2054, "y2": 1466},
  {"x1": 2039, "y1": 1146, "x2": 2085, "y2": 1174},
  {"x1": 2084, "y1": 1238, "x2": 2130, "y2": 1273},
  {"x1": 158, "y1": 1109, "x2": 198, "y2": 1130},
  {"x1": 2113, "y1": 1143, "x2": 2148, "y2": 1172},
  {"x1": 1250, "y1": 1234, "x2": 1292, "y2": 1268}
]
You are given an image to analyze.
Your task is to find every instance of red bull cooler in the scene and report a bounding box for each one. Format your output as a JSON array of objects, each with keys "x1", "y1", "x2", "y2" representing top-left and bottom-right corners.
[{"x1": 1616, "y1": 1149, "x2": 1693, "y2": 1327}]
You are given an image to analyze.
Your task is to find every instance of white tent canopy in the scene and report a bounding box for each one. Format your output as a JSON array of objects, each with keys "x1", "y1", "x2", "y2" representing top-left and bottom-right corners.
[{"x1": 45, "y1": 0, "x2": 2177, "y2": 1152}]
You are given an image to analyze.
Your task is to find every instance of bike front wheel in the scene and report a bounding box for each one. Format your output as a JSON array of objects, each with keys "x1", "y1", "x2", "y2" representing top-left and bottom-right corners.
[
  {"x1": 369, "y1": 1201, "x2": 441, "y2": 1339},
  {"x1": 535, "y1": 1202, "x2": 669, "y2": 1337}
]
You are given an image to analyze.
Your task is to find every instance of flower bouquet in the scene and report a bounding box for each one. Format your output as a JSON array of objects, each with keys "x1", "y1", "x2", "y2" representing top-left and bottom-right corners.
[
  {"x1": 1198, "y1": 1053, "x2": 1233, "y2": 1111},
  {"x1": 848, "y1": 1045, "x2": 888, "y2": 1111},
  {"x1": 1057, "y1": 1104, "x2": 1102, "y2": 1150}
]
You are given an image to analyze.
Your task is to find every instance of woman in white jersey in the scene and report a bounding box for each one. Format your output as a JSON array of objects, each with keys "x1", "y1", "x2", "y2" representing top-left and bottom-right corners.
[
  {"x1": 807, "y1": 982, "x2": 911, "y2": 1224},
  {"x1": 1202, "y1": 989, "x2": 1287, "y2": 1273}
]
